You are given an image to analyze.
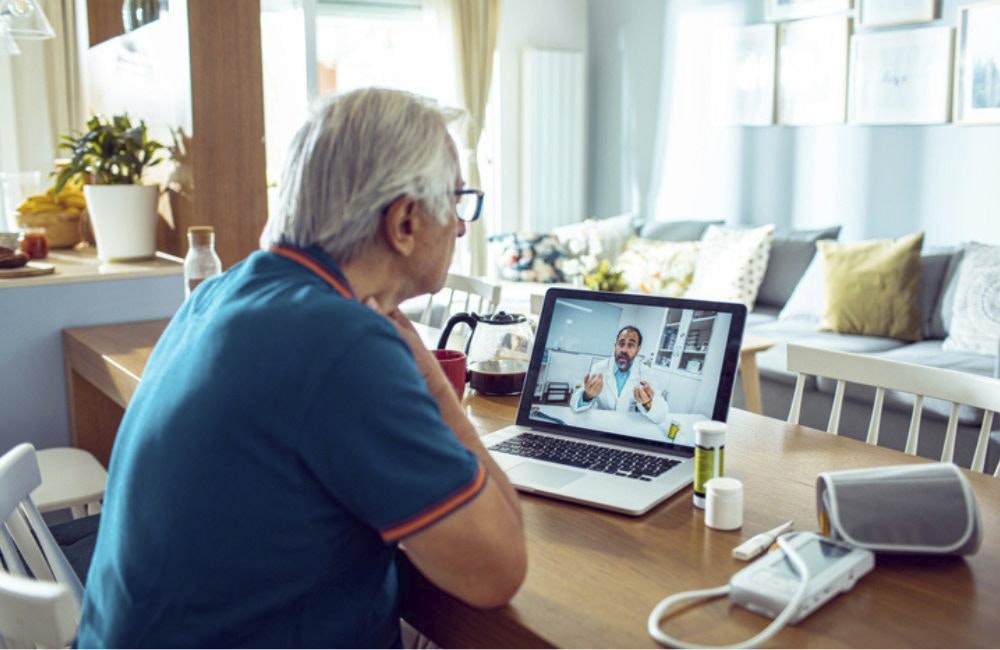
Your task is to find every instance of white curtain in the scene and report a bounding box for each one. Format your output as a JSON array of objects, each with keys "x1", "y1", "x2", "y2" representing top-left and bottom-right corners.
[
  {"x1": 0, "y1": 0, "x2": 83, "y2": 174},
  {"x1": 431, "y1": 0, "x2": 501, "y2": 277}
]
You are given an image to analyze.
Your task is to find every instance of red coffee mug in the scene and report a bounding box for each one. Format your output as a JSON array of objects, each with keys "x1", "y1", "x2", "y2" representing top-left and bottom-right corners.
[{"x1": 431, "y1": 349, "x2": 466, "y2": 399}]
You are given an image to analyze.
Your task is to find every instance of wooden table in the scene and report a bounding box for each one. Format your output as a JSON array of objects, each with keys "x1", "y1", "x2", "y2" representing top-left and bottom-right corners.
[{"x1": 63, "y1": 320, "x2": 1000, "y2": 648}]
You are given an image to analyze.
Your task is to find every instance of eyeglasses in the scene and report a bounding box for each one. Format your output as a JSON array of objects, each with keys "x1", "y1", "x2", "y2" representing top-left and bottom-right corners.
[{"x1": 453, "y1": 189, "x2": 484, "y2": 223}]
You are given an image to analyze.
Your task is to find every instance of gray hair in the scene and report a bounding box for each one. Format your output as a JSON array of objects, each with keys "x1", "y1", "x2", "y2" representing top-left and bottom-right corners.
[{"x1": 261, "y1": 88, "x2": 462, "y2": 264}]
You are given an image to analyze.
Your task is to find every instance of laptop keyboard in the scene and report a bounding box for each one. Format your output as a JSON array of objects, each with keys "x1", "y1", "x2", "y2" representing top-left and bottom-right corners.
[{"x1": 489, "y1": 432, "x2": 680, "y2": 481}]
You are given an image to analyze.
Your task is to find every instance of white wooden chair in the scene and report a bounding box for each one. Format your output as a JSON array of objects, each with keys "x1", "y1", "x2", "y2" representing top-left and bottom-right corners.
[
  {"x1": 787, "y1": 343, "x2": 1000, "y2": 477},
  {"x1": 1, "y1": 444, "x2": 83, "y2": 648},
  {"x1": 32, "y1": 447, "x2": 107, "y2": 519},
  {"x1": 418, "y1": 273, "x2": 503, "y2": 328}
]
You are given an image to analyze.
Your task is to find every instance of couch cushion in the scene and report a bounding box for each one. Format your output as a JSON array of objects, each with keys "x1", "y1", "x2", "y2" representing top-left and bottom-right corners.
[
  {"x1": 687, "y1": 223, "x2": 775, "y2": 309},
  {"x1": 747, "y1": 319, "x2": 906, "y2": 387},
  {"x1": 746, "y1": 306, "x2": 780, "y2": 328},
  {"x1": 639, "y1": 219, "x2": 722, "y2": 242},
  {"x1": 930, "y1": 247, "x2": 965, "y2": 339},
  {"x1": 756, "y1": 225, "x2": 841, "y2": 309},
  {"x1": 942, "y1": 241, "x2": 1000, "y2": 356},
  {"x1": 919, "y1": 247, "x2": 957, "y2": 339},
  {"x1": 818, "y1": 232, "x2": 924, "y2": 341}
]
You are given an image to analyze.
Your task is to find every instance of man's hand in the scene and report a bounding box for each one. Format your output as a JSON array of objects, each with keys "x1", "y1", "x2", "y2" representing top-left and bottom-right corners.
[
  {"x1": 634, "y1": 380, "x2": 654, "y2": 410},
  {"x1": 583, "y1": 373, "x2": 604, "y2": 401}
]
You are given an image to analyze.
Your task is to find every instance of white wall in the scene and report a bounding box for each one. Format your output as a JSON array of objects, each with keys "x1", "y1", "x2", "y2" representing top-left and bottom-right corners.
[
  {"x1": 496, "y1": 0, "x2": 587, "y2": 233},
  {"x1": 621, "y1": 0, "x2": 1000, "y2": 246}
]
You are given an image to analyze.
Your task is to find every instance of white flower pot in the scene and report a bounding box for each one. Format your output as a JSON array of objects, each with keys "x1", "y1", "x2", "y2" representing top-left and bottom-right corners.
[{"x1": 83, "y1": 184, "x2": 159, "y2": 262}]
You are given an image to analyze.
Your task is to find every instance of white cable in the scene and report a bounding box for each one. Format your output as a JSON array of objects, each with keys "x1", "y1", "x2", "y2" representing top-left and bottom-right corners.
[{"x1": 647, "y1": 533, "x2": 811, "y2": 649}]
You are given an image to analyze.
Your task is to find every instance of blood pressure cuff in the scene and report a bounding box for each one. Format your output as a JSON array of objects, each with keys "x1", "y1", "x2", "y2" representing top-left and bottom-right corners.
[{"x1": 816, "y1": 463, "x2": 981, "y2": 555}]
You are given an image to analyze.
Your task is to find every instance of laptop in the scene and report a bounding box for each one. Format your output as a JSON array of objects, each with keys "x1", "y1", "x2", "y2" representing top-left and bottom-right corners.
[{"x1": 482, "y1": 288, "x2": 747, "y2": 515}]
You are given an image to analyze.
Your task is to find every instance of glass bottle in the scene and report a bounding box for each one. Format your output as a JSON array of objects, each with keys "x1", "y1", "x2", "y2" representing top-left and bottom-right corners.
[{"x1": 184, "y1": 225, "x2": 222, "y2": 298}]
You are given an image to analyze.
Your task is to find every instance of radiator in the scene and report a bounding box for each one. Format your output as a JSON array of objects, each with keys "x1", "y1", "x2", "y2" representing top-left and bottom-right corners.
[{"x1": 521, "y1": 48, "x2": 586, "y2": 233}]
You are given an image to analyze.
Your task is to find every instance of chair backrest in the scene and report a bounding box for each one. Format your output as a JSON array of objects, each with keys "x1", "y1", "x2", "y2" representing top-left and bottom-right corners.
[
  {"x1": 418, "y1": 273, "x2": 503, "y2": 328},
  {"x1": 0, "y1": 443, "x2": 82, "y2": 647},
  {"x1": 786, "y1": 344, "x2": 1000, "y2": 477}
]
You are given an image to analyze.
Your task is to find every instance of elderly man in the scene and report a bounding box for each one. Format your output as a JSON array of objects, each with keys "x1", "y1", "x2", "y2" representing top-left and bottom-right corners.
[
  {"x1": 570, "y1": 325, "x2": 669, "y2": 423},
  {"x1": 78, "y1": 89, "x2": 526, "y2": 648}
]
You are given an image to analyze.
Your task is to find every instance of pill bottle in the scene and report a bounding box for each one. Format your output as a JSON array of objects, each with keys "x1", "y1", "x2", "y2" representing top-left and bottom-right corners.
[{"x1": 693, "y1": 420, "x2": 726, "y2": 509}]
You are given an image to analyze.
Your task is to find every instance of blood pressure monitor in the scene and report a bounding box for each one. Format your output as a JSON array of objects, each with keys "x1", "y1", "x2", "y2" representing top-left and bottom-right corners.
[{"x1": 729, "y1": 532, "x2": 875, "y2": 624}]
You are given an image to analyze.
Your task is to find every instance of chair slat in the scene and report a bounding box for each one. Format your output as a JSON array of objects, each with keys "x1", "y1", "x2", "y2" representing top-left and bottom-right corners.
[
  {"x1": 789, "y1": 374, "x2": 806, "y2": 424},
  {"x1": 904, "y1": 395, "x2": 924, "y2": 456},
  {"x1": 940, "y1": 402, "x2": 962, "y2": 464},
  {"x1": 828, "y1": 380, "x2": 845, "y2": 435},
  {"x1": 6, "y1": 509, "x2": 52, "y2": 581},
  {"x1": 0, "y1": 525, "x2": 26, "y2": 576},
  {"x1": 866, "y1": 387, "x2": 885, "y2": 445},
  {"x1": 971, "y1": 411, "x2": 994, "y2": 474}
]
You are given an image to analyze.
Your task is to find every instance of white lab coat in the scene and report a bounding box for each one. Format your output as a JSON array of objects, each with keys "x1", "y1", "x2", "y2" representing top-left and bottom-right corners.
[{"x1": 569, "y1": 357, "x2": 669, "y2": 423}]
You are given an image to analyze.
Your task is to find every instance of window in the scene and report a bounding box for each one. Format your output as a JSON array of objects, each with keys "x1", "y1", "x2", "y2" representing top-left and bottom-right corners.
[{"x1": 261, "y1": 0, "x2": 497, "y2": 273}]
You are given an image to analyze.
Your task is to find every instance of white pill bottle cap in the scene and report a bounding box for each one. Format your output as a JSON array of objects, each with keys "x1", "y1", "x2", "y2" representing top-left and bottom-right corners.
[
  {"x1": 705, "y1": 477, "x2": 743, "y2": 530},
  {"x1": 693, "y1": 420, "x2": 726, "y2": 447}
]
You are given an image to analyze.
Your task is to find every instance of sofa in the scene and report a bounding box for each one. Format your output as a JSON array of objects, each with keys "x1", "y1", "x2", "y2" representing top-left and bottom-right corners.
[{"x1": 500, "y1": 216, "x2": 1000, "y2": 473}]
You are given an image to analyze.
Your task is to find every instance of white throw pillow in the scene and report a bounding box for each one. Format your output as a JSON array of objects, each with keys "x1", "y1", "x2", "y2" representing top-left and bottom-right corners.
[
  {"x1": 616, "y1": 238, "x2": 701, "y2": 296},
  {"x1": 778, "y1": 254, "x2": 825, "y2": 322},
  {"x1": 942, "y1": 242, "x2": 1000, "y2": 356},
  {"x1": 687, "y1": 224, "x2": 775, "y2": 309},
  {"x1": 551, "y1": 213, "x2": 636, "y2": 264}
]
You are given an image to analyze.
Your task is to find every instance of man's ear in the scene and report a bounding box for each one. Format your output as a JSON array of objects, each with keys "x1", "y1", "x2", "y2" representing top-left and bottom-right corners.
[{"x1": 382, "y1": 195, "x2": 418, "y2": 256}]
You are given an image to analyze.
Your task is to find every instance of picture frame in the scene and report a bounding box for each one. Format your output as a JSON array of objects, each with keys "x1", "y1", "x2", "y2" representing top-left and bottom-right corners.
[
  {"x1": 857, "y1": 0, "x2": 938, "y2": 27},
  {"x1": 954, "y1": 1, "x2": 1000, "y2": 124},
  {"x1": 777, "y1": 16, "x2": 851, "y2": 125},
  {"x1": 765, "y1": 0, "x2": 853, "y2": 22},
  {"x1": 848, "y1": 27, "x2": 953, "y2": 125},
  {"x1": 709, "y1": 24, "x2": 776, "y2": 126}
]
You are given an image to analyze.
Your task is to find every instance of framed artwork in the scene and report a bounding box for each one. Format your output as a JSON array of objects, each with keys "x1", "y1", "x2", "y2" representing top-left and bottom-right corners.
[
  {"x1": 777, "y1": 16, "x2": 851, "y2": 125},
  {"x1": 848, "y1": 27, "x2": 953, "y2": 125},
  {"x1": 709, "y1": 24, "x2": 776, "y2": 126},
  {"x1": 954, "y1": 1, "x2": 1000, "y2": 124},
  {"x1": 858, "y1": 0, "x2": 938, "y2": 27},
  {"x1": 765, "y1": 0, "x2": 852, "y2": 22}
]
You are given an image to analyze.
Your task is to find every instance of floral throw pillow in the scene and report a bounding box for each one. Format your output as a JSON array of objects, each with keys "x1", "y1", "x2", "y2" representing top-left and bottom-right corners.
[
  {"x1": 488, "y1": 232, "x2": 572, "y2": 283},
  {"x1": 686, "y1": 224, "x2": 775, "y2": 309},
  {"x1": 616, "y1": 238, "x2": 701, "y2": 296}
]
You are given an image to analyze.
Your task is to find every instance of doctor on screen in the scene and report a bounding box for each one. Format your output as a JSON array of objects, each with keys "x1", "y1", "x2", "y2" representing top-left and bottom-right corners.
[{"x1": 570, "y1": 325, "x2": 669, "y2": 423}]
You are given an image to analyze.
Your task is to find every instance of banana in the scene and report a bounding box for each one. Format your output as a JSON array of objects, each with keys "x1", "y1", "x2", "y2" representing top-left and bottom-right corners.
[
  {"x1": 60, "y1": 194, "x2": 87, "y2": 209},
  {"x1": 16, "y1": 182, "x2": 88, "y2": 214}
]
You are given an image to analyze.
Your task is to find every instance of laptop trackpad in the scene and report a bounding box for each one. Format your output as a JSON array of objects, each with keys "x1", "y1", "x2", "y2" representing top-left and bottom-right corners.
[{"x1": 508, "y1": 463, "x2": 585, "y2": 489}]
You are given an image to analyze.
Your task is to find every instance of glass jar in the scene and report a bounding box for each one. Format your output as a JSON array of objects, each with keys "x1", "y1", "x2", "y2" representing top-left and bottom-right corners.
[
  {"x1": 184, "y1": 226, "x2": 222, "y2": 298},
  {"x1": 19, "y1": 227, "x2": 48, "y2": 259}
]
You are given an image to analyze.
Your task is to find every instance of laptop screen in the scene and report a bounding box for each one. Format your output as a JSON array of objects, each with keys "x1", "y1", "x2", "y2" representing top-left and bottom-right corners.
[{"x1": 516, "y1": 288, "x2": 747, "y2": 452}]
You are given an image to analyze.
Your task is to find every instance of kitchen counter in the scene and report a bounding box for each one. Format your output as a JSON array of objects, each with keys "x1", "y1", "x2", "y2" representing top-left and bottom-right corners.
[{"x1": 0, "y1": 247, "x2": 183, "y2": 289}]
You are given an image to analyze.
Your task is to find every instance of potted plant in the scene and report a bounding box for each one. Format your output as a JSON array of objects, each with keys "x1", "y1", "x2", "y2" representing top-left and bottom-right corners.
[{"x1": 55, "y1": 113, "x2": 166, "y2": 261}]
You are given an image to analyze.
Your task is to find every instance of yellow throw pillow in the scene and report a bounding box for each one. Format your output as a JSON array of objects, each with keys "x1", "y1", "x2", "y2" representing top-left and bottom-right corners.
[{"x1": 818, "y1": 232, "x2": 924, "y2": 341}]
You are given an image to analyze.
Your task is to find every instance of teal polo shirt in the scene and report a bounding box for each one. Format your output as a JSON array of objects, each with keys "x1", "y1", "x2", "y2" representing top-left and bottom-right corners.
[{"x1": 77, "y1": 247, "x2": 483, "y2": 648}]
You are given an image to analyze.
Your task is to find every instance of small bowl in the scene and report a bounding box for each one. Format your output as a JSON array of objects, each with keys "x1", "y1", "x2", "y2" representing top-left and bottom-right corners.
[{"x1": 0, "y1": 232, "x2": 20, "y2": 250}]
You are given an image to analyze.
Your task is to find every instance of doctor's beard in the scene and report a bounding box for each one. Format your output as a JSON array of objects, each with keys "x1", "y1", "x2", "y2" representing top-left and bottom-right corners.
[{"x1": 615, "y1": 353, "x2": 633, "y2": 372}]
